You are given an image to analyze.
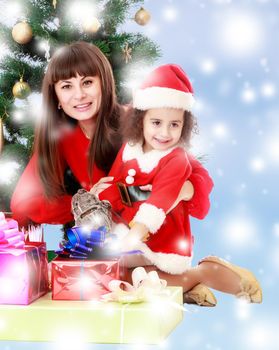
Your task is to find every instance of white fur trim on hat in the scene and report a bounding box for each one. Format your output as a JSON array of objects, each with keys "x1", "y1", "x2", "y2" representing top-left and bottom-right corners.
[
  {"x1": 138, "y1": 242, "x2": 193, "y2": 274},
  {"x1": 133, "y1": 203, "x2": 166, "y2": 233},
  {"x1": 133, "y1": 87, "x2": 195, "y2": 111}
]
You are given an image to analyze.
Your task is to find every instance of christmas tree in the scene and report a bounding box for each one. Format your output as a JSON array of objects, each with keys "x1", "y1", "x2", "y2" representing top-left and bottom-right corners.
[{"x1": 0, "y1": 0, "x2": 160, "y2": 212}]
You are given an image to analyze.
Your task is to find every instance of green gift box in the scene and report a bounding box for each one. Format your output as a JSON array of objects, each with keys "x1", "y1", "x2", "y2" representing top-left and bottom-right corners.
[{"x1": 0, "y1": 287, "x2": 183, "y2": 344}]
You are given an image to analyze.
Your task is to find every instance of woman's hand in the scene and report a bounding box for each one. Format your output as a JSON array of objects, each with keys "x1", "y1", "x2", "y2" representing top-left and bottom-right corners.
[
  {"x1": 167, "y1": 180, "x2": 194, "y2": 213},
  {"x1": 90, "y1": 176, "x2": 114, "y2": 197}
]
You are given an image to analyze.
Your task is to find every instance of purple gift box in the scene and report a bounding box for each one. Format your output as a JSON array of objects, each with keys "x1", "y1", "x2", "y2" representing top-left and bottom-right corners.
[{"x1": 0, "y1": 212, "x2": 49, "y2": 305}]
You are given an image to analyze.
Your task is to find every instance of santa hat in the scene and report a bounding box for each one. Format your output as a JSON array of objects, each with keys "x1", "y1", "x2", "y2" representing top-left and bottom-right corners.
[{"x1": 133, "y1": 64, "x2": 195, "y2": 111}]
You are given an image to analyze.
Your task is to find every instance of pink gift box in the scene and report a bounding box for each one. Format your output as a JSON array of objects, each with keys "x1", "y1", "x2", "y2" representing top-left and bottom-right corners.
[
  {"x1": 51, "y1": 257, "x2": 122, "y2": 300},
  {"x1": 0, "y1": 242, "x2": 49, "y2": 305}
]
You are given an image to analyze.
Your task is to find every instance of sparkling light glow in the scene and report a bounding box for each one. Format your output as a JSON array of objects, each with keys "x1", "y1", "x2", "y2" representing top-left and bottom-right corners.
[
  {"x1": 0, "y1": 278, "x2": 18, "y2": 297},
  {"x1": 10, "y1": 261, "x2": 25, "y2": 277},
  {"x1": 249, "y1": 157, "x2": 265, "y2": 172},
  {"x1": 12, "y1": 109, "x2": 26, "y2": 122},
  {"x1": 0, "y1": 318, "x2": 5, "y2": 331},
  {"x1": 265, "y1": 136, "x2": 279, "y2": 163},
  {"x1": 212, "y1": 123, "x2": 229, "y2": 138},
  {"x1": 218, "y1": 12, "x2": 264, "y2": 56},
  {"x1": 271, "y1": 246, "x2": 279, "y2": 272},
  {"x1": 1, "y1": 1, "x2": 24, "y2": 26},
  {"x1": 273, "y1": 223, "x2": 279, "y2": 237},
  {"x1": 244, "y1": 323, "x2": 277, "y2": 349},
  {"x1": 241, "y1": 87, "x2": 256, "y2": 103},
  {"x1": 80, "y1": 276, "x2": 94, "y2": 289},
  {"x1": 178, "y1": 240, "x2": 189, "y2": 250},
  {"x1": 223, "y1": 217, "x2": 258, "y2": 248},
  {"x1": 234, "y1": 298, "x2": 251, "y2": 320},
  {"x1": 67, "y1": 0, "x2": 97, "y2": 24},
  {"x1": 260, "y1": 82, "x2": 276, "y2": 98},
  {"x1": 0, "y1": 160, "x2": 20, "y2": 185},
  {"x1": 0, "y1": 42, "x2": 10, "y2": 61},
  {"x1": 121, "y1": 64, "x2": 154, "y2": 91},
  {"x1": 162, "y1": 6, "x2": 178, "y2": 22},
  {"x1": 54, "y1": 330, "x2": 86, "y2": 350},
  {"x1": 25, "y1": 92, "x2": 43, "y2": 122},
  {"x1": 200, "y1": 59, "x2": 216, "y2": 74}
]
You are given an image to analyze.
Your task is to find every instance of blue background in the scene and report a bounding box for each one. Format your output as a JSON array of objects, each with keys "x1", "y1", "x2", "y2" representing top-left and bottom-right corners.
[{"x1": 1, "y1": 0, "x2": 278, "y2": 349}]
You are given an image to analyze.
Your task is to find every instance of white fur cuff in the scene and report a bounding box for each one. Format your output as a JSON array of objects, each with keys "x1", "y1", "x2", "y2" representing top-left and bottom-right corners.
[{"x1": 133, "y1": 203, "x2": 166, "y2": 233}]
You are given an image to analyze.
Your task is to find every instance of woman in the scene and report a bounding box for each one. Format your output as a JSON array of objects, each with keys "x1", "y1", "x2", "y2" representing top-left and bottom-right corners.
[{"x1": 11, "y1": 41, "x2": 122, "y2": 226}]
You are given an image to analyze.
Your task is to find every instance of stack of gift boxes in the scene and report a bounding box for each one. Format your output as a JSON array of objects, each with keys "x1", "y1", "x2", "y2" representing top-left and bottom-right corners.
[{"x1": 0, "y1": 212, "x2": 183, "y2": 344}]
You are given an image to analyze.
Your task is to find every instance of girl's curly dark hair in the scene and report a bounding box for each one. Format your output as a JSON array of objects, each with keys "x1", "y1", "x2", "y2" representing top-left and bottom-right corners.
[{"x1": 121, "y1": 108, "x2": 198, "y2": 148}]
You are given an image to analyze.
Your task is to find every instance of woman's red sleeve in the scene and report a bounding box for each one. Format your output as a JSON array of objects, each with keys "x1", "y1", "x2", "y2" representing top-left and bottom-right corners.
[
  {"x1": 10, "y1": 153, "x2": 73, "y2": 226},
  {"x1": 185, "y1": 155, "x2": 214, "y2": 219}
]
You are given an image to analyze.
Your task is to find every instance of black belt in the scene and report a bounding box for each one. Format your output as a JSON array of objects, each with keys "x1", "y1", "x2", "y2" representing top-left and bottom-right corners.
[{"x1": 117, "y1": 183, "x2": 150, "y2": 207}]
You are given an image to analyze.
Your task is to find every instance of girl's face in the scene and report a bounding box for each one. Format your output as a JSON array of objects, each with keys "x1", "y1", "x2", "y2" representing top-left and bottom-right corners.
[
  {"x1": 142, "y1": 108, "x2": 184, "y2": 152},
  {"x1": 54, "y1": 74, "x2": 102, "y2": 121}
]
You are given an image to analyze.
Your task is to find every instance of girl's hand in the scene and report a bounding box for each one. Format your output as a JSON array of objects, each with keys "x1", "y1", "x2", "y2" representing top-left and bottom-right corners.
[
  {"x1": 90, "y1": 176, "x2": 114, "y2": 197},
  {"x1": 139, "y1": 184, "x2": 152, "y2": 191},
  {"x1": 120, "y1": 222, "x2": 149, "y2": 252}
]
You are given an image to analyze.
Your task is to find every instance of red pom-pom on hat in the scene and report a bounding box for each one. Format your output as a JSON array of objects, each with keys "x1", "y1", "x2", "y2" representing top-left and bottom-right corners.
[{"x1": 133, "y1": 64, "x2": 195, "y2": 111}]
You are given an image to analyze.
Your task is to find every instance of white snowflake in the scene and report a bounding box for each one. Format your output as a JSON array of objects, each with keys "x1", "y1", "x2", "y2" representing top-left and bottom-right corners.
[
  {"x1": 241, "y1": 87, "x2": 256, "y2": 103},
  {"x1": 0, "y1": 42, "x2": 10, "y2": 61},
  {"x1": 162, "y1": 6, "x2": 178, "y2": 22},
  {"x1": 234, "y1": 298, "x2": 252, "y2": 320},
  {"x1": 67, "y1": 0, "x2": 98, "y2": 25},
  {"x1": 244, "y1": 322, "x2": 279, "y2": 349},
  {"x1": 249, "y1": 157, "x2": 265, "y2": 172},
  {"x1": 0, "y1": 0, "x2": 25, "y2": 26},
  {"x1": 12, "y1": 109, "x2": 26, "y2": 122},
  {"x1": 222, "y1": 215, "x2": 259, "y2": 249},
  {"x1": 0, "y1": 160, "x2": 21, "y2": 185},
  {"x1": 217, "y1": 11, "x2": 264, "y2": 57},
  {"x1": 273, "y1": 223, "x2": 279, "y2": 237},
  {"x1": 212, "y1": 122, "x2": 229, "y2": 139},
  {"x1": 200, "y1": 58, "x2": 216, "y2": 74},
  {"x1": 260, "y1": 82, "x2": 276, "y2": 98},
  {"x1": 265, "y1": 136, "x2": 279, "y2": 164}
]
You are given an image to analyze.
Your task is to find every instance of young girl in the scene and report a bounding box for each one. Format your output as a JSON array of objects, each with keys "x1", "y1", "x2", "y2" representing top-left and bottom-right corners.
[{"x1": 98, "y1": 64, "x2": 262, "y2": 305}]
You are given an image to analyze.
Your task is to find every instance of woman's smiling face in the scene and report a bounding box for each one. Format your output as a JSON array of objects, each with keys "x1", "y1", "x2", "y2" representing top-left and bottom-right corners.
[{"x1": 54, "y1": 74, "x2": 102, "y2": 121}]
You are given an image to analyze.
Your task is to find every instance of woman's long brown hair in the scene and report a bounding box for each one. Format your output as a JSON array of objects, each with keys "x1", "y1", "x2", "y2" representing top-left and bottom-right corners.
[{"x1": 35, "y1": 41, "x2": 122, "y2": 199}]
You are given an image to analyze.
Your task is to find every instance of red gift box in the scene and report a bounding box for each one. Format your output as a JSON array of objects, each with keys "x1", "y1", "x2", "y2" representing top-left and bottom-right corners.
[{"x1": 51, "y1": 257, "x2": 122, "y2": 300}]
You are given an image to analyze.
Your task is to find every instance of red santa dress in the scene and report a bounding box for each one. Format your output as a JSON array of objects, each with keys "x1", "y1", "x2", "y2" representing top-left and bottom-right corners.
[{"x1": 99, "y1": 142, "x2": 214, "y2": 274}]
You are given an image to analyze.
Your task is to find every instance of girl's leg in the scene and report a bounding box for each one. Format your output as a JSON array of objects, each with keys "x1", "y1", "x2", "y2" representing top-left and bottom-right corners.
[
  {"x1": 129, "y1": 263, "x2": 240, "y2": 294},
  {"x1": 127, "y1": 257, "x2": 262, "y2": 303}
]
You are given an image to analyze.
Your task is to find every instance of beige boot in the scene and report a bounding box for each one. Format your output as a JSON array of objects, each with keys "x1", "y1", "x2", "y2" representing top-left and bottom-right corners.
[
  {"x1": 183, "y1": 283, "x2": 217, "y2": 307},
  {"x1": 199, "y1": 256, "x2": 262, "y2": 303}
]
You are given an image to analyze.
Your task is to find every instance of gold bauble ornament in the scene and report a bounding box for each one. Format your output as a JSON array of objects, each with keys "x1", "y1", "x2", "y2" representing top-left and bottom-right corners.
[
  {"x1": 0, "y1": 118, "x2": 4, "y2": 155},
  {"x1": 12, "y1": 21, "x2": 33, "y2": 45},
  {"x1": 134, "y1": 7, "x2": 151, "y2": 26},
  {"x1": 12, "y1": 77, "x2": 31, "y2": 99},
  {"x1": 82, "y1": 17, "x2": 101, "y2": 34}
]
